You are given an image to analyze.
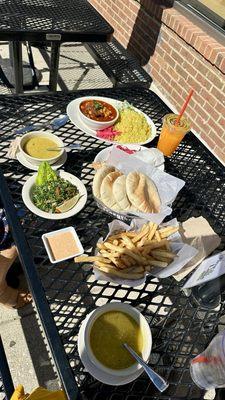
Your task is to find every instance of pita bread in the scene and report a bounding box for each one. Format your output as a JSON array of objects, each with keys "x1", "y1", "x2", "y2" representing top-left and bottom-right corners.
[
  {"x1": 113, "y1": 175, "x2": 131, "y2": 211},
  {"x1": 100, "y1": 171, "x2": 122, "y2": 209},
  {"x1": 145, "y1": 175, "x2": 161, "y2": 213},
  {"x1": 126, "y1": 172, "x2": 153, "y2": 213},
  {"x1": 93, "y1": 165, "x2": 115, "y2": 198}
]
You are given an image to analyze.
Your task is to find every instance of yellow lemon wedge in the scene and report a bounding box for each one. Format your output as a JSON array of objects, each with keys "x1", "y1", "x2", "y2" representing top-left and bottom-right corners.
[{"x1": 56, "y1": 195, "x2": 80, "y2": 213}]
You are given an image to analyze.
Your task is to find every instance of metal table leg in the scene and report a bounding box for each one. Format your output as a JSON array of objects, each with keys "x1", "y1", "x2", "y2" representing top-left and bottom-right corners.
[
  {"x1": 0, "y1": 336, "x2": 14, "y2": 399},
  {"x1": 11, "y1": 41, "x2": 24, "y2": 94},
  {"x1": 49, "y1": 41, "x2": 60, "y2": 92}
]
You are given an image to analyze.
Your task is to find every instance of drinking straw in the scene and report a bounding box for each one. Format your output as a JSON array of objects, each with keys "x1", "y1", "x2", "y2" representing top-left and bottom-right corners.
[{"x1": 175, "y1": 89, "x2": 194, "y2": 126}]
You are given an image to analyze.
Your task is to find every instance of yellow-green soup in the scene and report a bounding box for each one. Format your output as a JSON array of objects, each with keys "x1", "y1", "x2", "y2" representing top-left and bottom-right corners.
[
  {"x1": 23, "y1": 137, "x2": 60, "y2": 159},
  {"x1": 90, "y1": 311, "x2": 143, "y2": 370}
]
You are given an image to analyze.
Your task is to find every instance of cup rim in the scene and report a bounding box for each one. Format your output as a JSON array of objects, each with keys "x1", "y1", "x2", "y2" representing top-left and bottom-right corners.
[
  {"x1": 162, "y1": 113, "x2": 191, "y2": 131},
  {"x1": 84, "y1": 302, "x2": 152, "y2": 377}
]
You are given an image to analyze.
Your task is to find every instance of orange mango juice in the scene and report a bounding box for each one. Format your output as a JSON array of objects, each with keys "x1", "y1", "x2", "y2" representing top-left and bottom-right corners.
[{"x1": 157, "y1": 114, "x2": 190, "y2": 156}]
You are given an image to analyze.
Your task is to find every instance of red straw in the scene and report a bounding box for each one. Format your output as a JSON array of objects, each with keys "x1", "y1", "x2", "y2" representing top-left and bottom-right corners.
[{"x1": 175, "y1": 88, "x2": 194, "y2": 126}]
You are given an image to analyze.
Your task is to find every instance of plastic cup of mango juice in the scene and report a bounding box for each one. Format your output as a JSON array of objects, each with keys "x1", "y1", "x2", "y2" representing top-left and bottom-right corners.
[{"x1": 157, "y1": 114, "x2": 190, "y2": 156}]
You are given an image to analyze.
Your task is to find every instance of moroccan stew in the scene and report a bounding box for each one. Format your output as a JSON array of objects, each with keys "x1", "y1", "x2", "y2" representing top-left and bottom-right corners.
[{"x1": 80, "y1": 99, "x2": 117, "y2": 122}]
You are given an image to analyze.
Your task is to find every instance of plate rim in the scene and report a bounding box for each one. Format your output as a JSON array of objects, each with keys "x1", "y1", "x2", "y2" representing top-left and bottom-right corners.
[
  {"x1": 94, "y1": 145, "x2": 165, "y2": 171},
  {"x1": 22, "y1": 171, "x2": 87, "y2": 220},
  {"x1": 17, "y1": 149, "x2": 67, "y2": 171},
  {"x1": 67, "y1": 96, "x2": 157, "y2": 146}
]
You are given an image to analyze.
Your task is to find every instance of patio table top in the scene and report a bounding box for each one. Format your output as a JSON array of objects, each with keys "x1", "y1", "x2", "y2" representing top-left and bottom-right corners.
[
  {"x1": 0, "y1": 0, "x2": 113, "y2": 42},
  {"x1": 0, "y1": 86, "x2": 224, "y2": 400}
]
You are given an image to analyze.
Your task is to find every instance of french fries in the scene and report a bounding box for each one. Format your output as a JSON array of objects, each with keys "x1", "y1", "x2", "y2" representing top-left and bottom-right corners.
[{"x1": 74, "y1": 221, "x2": 179, "y2": 280}]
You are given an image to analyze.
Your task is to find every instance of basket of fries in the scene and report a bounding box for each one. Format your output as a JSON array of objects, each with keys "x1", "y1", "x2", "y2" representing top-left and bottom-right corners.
[{"x1": 74, "y1": 219, "x2": 198, "y2": 287}]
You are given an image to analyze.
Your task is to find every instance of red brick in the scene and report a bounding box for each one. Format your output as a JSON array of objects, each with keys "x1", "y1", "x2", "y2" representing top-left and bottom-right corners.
[
  {"x1": 171, "y1": 89, "x2": 184, "y2": 106},
  {"x1": 219, "y1": 117, "x2": 225, "y2": 127},
  {"x1": 211, "y1": 87, "x2": 225, "y2": 104},
  {"x1": 194, "y1": 104, "x2": 209, "y2": 122},
  {"x1": 208, "y1": 118, "x2": 224, "y2": 137},
  {"x1": 179, "y1": 46, "x2": 195, "y2": 64},
  {"x1": 215, "y1": 52, "x2": 225, "y2": 70},
  {"x1": 193, "y1": 58, "x2": 210, "y2": 77},
  {"x1": 210, "y1": 132, "x2": 225, "y2": 149},
  {"x1": 171, "y1": 50, "x2": 183, "y2": 65},
  {"x1": 214, "y1": 147, "x2": 225, "y2": 164},
  {"x1": 175, "y1": 64, "x2": 188, "y2": 80},
  {"x1": 184, "y1": 28, "x2": 202, "y2": 44},
  {"x1": 160, "y1": 78, "x2": 173, "y2": 94},
  {"x1": 207, "y1": 71, "x2": 223, "y2": 89},
  {"x1": 200, "y1": 88, "x2": 217, "y2": 107},
  {"x1": 183, "y1": 62, "x2": 197, "y2": 77},
  {"x1": 189, "y1": 32, "x2": 206, "y2": 48},
  {"x1": 195, "y1": 37, "x2": 211, "y2": 54},
  {"x1": 204, "y1": 102, "x2": 220, "y2": 122},
  {"x1": 186, "y1": 106, "x2": 198, "y2": 122},
  {"x1": 187, "y1": 76, "x2": 202, "y2": 92},
  {"x1": 129, "y1": 1, "x2": 140, "y2": 13},
  {"x1": 161, "y1": 8, "x2": 179, "y2": 25},
  {"x1": 196, "y1": 73, "x2": 212, "y2": 91},
  {"x1": 208, "y1": 47, "x2": 225, "y2": 64},
  {"x1": 200, "y1": 132, "x2": 216, "y2": 150},
  {"x1": 163, "y1": 52, "x2": 176, "y2": 68},
  {"x1": 215, "y1": 102, "x2": 225, "y2": 115},
  {"x1": 219, "y1": 58, "x2": 225, "y2": 74}
]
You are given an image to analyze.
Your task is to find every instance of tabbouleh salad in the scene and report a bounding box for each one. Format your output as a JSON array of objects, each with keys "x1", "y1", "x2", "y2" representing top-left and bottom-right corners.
[{"x1": 32, "y1": 162, "x2": 79, "y2": 213}]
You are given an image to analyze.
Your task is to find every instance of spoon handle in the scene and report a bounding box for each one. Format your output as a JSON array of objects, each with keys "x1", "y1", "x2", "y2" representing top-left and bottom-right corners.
[
  {"x1": 47, "y1": 144, "x2": 81, "y2": 151},
  {"x1": 123, "y1": 343, "x2": 169, "y2": 393}
]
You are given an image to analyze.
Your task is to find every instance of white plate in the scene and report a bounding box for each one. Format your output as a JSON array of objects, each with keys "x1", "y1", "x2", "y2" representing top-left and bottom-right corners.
[
  {"x1": 17, "y1": 149, "x2": 67, "y2": 171},
  {"x1": 94, "y1": 145, "x2": 165, "y2": 171},
  {"x1": 67, "y1": 96, "x2": 156, "y2": 145},
  {"x1": 78, "y1": 311, "x2": 144, "y2": 386},
  {"x1": 22, "y1": 171, "x2": 87, "y2": 220}
]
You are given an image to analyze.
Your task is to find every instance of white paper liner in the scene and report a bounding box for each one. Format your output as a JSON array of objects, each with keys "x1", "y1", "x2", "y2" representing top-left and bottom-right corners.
[
  {"x1": 98, "y1": 147, "x2": 185, "y2": 224},
  {"x1": 93, "y1": 218, "x2": 198, "y2": 287}
]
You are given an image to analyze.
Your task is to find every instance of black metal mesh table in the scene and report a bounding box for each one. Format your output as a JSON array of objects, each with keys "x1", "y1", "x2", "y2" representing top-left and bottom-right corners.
[
  {"x1": 0, "y1": 87, "x2": 224, "y2": 400},
  {"x1": 0, "y1": 0, "x2": 113, "y2": 92}
]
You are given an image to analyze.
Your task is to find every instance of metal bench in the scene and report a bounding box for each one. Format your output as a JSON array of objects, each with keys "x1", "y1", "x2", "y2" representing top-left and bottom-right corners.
[{"x1": 85, "y1": 38, "x2": 152, "y2": 88}]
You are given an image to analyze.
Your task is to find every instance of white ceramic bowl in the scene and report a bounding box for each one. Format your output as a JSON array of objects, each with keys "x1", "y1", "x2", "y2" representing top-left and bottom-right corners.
[
  {"x1": 19, "y1": 130, "x2": 64, "y2": 166},
  {"x1": 84, "y1": 302, "x2": 152, "y2": 377},
  {"x1": 22, "y1": 170, "x2": 87, "y2": 220},
  {"x1": 78, "y1": 97, "x2": 119, "y2": 131}
]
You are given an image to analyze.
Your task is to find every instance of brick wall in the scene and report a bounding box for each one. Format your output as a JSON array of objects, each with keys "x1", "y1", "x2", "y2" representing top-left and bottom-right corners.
[{"x1": 89, "y1": 0, "x2": 225, "y2": 164}]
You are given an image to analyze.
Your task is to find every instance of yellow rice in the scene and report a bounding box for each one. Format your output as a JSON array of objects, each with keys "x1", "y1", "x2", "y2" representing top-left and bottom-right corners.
[{"x1": 114, "y1": 108, "x2": 151, "y2": 143}]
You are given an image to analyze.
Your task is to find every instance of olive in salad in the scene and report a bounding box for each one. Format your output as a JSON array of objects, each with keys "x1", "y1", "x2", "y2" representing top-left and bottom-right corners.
[{"x1": 32, "y1": 162, "x2": 80, "y2": 213}]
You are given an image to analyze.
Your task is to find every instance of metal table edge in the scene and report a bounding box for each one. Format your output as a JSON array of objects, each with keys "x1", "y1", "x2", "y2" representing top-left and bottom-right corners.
[{"x1": 0, "y1": 170, "x2": 79, "y2": 400}]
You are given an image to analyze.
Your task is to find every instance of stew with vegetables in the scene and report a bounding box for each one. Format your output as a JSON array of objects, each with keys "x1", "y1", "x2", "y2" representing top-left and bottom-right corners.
[{"x1": 80, "y1": 99, "x2": 117, "y2": 122}]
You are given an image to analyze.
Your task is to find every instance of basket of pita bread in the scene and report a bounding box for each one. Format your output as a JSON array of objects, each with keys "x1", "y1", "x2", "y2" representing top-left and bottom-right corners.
[{"x1": 92, "y1": 146, "x2": 185, "y2": 223}]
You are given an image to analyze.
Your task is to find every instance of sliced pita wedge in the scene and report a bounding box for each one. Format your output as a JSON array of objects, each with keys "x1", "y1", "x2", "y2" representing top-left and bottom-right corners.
[
  {"x1": 126, "y1": 172, "x2": 153, "y2": 213},
  {"x1": 100, "y1": 171, "x2": 122, "y2": 210},
  {"x1": 93, "y1": 165, "x2": 115, "y2": 198},
  {"x1": 112, "y1": 175, "x2": 131, "y2": 211},
  {"x1": 145, "y1": 175, "x2": 161, "y2": 213}
]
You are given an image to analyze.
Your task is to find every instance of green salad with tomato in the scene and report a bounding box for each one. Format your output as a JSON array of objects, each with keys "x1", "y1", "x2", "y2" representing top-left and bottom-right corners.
[{"x1": 32, "y1": 162, "x2": 79, "y2": 213}]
